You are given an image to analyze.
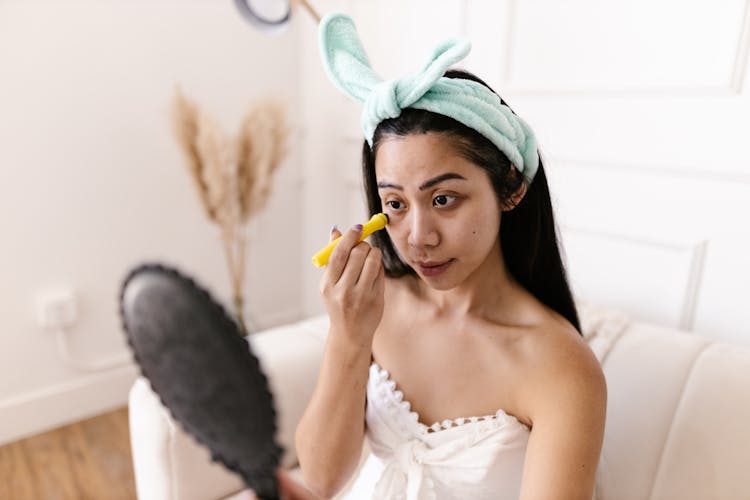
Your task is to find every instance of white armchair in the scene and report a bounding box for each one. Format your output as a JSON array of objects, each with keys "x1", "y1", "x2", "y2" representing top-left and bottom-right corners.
[{"x1": 128, "y1": 304, "x2": 750, "y2": 499}]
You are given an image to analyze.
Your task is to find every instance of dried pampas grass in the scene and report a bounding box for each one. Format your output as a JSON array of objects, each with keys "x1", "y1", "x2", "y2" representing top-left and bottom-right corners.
[
  {"x1": 236, "y1": 99, "x2": 289, "y2": 220},
  {"x1": 170, "y1": 86, "x2": 289, "y2": 334},
  {"x1": 171, "y1": 89, "x2": 217, "y2": 221},
  {"x1": 195, "y1": 110, "x2": 234, "y2": 226}
]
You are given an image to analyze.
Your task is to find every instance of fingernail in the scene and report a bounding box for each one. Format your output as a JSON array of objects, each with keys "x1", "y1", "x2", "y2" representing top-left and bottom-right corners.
[
  {"x1": 353, "y1": 224, "x2": 363, "y2": 232},
  {"x1": 330, "y1": 224, "x2": 338, "y2": 234}
]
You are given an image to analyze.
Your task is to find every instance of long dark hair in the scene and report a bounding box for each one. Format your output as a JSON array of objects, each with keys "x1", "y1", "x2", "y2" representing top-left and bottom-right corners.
[{"x1": 361, "y1": 69, "x2": 581, "y2": 334}]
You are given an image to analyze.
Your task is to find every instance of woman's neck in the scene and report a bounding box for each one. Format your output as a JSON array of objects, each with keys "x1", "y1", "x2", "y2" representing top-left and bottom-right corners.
[{"x1": 415, "y1": 239, "x2": 530, "y2": 324}]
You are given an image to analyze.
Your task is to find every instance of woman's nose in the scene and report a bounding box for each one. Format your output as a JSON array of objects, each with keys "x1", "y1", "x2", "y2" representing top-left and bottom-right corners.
[{"x1": 406, "y1": 209, "x2": 439, "y2": 249}]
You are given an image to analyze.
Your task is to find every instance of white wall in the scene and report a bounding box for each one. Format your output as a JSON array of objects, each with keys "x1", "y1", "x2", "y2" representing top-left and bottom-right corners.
[
  {"x1": 0, "y1": 0, "x2": 303, "y2": 445},
  {"x1": 300, "y1": 0, "x2": 750, "y2": 347}
]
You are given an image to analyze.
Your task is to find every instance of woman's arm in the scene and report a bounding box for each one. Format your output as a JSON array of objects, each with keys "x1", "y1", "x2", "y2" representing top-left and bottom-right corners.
[
  {"x1": 294, "y1": 225, "x2": 385, "y2": 499},
  {"x1": 294, "y1": 329, "x2": 371, "y2": 498},
  {"x1": 518, "y1": 334, "x2": 607, "y2": 500}
]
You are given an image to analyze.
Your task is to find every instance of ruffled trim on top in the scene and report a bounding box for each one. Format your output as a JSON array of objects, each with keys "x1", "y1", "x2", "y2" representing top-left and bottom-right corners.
[{"x1": 369, "y1": 362, "x2": 530, "y2": 437}]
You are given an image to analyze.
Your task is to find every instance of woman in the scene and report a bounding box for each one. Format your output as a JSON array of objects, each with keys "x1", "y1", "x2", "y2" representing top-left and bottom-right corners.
[{"x1": 293, "y1": 13, "x2": 606, "y2": 500}]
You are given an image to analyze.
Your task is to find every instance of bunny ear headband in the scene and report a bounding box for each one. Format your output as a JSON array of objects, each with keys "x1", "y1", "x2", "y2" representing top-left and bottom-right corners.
[{"x1": 318, "y1": 13, "x2": 539, "y2": 184}]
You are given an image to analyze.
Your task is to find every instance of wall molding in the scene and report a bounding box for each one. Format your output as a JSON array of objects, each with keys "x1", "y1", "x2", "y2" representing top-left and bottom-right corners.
[
  {"x1": 504, "y1": 86, "x2": 739, "y2": 99},
  {"x1": 680, "y1": 241, "x2": 709, "y2": 331},
  {"x1": 562, "y1": 225, "x2": 708, "y2": 331},
  {"x1": 731, "y1": 0, "x2": 750, "y2": 93},
  {"x1": 502, "y1": 0, "x2": 750, "y2": 97},
  {"x1": 459, "y1": 0, "x2": 470, "y2": 37},
  {"x1": 548, "y1": 156, "x2": 750, "y2": 185},
  {"x1": 503, "y1": 0, "x2": 518, "y2": 84}
]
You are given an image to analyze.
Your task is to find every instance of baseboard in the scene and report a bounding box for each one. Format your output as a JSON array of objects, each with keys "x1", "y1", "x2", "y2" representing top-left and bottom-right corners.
[
  {"x1": 0, "y1": 307, "x2": 304, "y2": 447},
  {"x1": 0, "y1": 362, "x2": 139, "y2": 446}
]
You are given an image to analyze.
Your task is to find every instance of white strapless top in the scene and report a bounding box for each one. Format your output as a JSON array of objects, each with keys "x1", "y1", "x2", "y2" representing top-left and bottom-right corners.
[{"x1": 344, "y1": 362, "x2": 531, "y2": 500}]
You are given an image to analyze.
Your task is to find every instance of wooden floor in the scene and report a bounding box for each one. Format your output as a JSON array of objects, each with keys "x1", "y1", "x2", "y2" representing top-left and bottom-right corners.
[{"x1": 0, "y1": 407, "x2": 136, "y2": 500}]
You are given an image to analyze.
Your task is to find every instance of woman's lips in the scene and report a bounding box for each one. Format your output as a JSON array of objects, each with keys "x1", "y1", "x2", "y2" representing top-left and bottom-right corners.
[{"x1": 417, "y1": 259, "x2": 454, "y2": 277}]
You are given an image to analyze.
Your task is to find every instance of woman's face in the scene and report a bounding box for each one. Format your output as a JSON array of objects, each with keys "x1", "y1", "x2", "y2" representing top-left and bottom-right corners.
[{"x1": 375, "y1": 132, "x2": 504, "y2": 290}]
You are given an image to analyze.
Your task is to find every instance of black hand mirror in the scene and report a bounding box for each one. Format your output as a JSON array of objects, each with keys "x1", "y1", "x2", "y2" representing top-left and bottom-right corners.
[{"x1": 119, "y1": 263, "x2": 282, "y2": 500}]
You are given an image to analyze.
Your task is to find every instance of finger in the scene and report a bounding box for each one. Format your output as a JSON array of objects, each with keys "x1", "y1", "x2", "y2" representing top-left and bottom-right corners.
[
  {"x1": 337, "y1": 241, "x2": 371, "y2": 288},
  {"x1": 325, "y1": 224, "x2": 363, "y2": 284},
  {"x1": 356, "y1": 246, "x2": 382, "y2": 288},
  {"x1": 329, "y1": 224, "x2": 342, "y2": 242}
]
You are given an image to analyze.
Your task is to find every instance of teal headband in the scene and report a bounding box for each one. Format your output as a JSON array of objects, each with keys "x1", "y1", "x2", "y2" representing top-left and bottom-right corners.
[{"x1": 318, "y1": 13, "x2": 539, "y2": 184}]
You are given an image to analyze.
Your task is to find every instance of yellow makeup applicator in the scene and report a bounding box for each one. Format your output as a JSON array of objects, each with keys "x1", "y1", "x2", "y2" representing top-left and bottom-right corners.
[{"x1": 311, "y1": 213, "x2": 389, "y2": 268}]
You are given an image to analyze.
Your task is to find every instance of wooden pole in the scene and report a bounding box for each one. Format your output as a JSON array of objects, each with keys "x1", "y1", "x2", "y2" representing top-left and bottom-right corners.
[{"x1": 295, "y1": 0, "x2": 321, "y2": 23}]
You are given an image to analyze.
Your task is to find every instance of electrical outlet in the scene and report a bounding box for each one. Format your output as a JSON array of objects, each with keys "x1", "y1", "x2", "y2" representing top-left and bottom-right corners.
[{"x1": 36, "y1": 287, "x2": 78, "y2": 329}]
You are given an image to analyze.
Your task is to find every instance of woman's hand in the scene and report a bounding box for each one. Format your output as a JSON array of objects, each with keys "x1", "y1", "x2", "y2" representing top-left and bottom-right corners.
[
  {"x1": 319, "y1": 224, "x2": 385, "y2": 346},
  {"x1": 240, "y1": 468, "x2": 321, "y2": 500}
]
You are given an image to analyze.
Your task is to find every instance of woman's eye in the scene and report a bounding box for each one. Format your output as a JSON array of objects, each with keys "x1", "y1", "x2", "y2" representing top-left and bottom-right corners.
[
  {"x1": 433, "y1": 194, "x2": 457, "y2": 207},
  {"x1": 385, "y1": 200, "x2": 404, "y2": 211}
]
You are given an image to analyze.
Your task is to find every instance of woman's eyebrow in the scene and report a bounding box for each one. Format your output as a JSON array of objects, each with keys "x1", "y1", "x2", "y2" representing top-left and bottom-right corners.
[
  {"x1": 419, "y1": 173, "x2": 467, "y2": 190},
  {"x1": 377, "y1": 173, "x2": 467, "y2": 191}
]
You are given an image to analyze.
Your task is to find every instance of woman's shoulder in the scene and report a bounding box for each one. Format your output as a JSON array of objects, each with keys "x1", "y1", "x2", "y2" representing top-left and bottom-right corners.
[
  {"x1": 519, "y1": 317, "x2": 600, "y2": 377},
  {"x1": 514, "y1": 310, "x2": 606, "y2": 427}
]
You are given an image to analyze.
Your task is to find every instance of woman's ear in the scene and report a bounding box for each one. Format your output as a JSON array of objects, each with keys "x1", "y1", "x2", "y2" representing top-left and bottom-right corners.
[{"x1": 501, "y1": 169, "x2": 528, "y2": 212}]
